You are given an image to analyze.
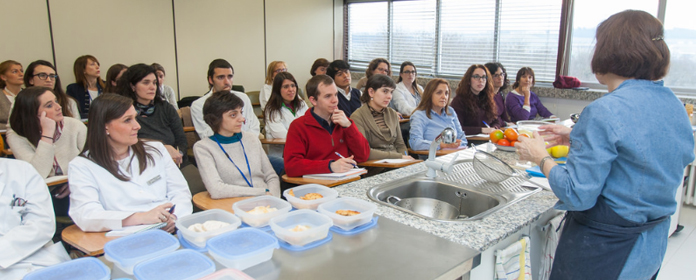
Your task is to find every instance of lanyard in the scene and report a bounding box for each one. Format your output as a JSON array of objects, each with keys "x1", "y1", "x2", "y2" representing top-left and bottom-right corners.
[{"x1": 213, "y1": 136, "x2": 254, "y2": 188}]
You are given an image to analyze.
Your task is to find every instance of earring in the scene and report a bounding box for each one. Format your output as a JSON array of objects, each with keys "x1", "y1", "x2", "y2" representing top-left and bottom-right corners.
[
  {"x1": 371, "y1": 97, "x2": 374, "y2": 100},
  {"x1": 106, "y1": 132, "x2": 110, "y2": 135}
]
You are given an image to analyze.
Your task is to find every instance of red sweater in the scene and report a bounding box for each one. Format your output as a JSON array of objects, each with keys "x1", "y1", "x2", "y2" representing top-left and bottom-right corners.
[{"x1": 283, "y1": 113, "x2": 370, "y2": 177}]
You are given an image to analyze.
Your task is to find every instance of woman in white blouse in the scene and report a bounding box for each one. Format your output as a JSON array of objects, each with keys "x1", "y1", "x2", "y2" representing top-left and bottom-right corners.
[
  {"x1": 390, "y1": 61, "x2": 423, "y2": 117},
  {"x1": 263, "y1": 72, "x2": 308, "y2": 156},
  {"x1": 68, "y1": 93, "x2": 192, "y2": 232},
  {"x1": 259, "y1": 61, "x2": 287, "y2": 109}
]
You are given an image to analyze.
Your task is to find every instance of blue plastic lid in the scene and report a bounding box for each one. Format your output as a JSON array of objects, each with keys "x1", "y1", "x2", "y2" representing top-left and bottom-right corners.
[
  {"x1": 278, "y1": 232, "x2": 333, "y2": 252},
  {"x1": 104, "y1": 229, "x2": 179, "y2": 267},
  {"x1": 207, "y1": 228, "x2": 279, "y2": 260},
  {"x1": 24, "y1": 257, "x2": 110, "y2": 280},
  {"x1": 330, "y1": 216, "x2": 379, "y2": 235},
  {"x1": 177, "y1": 230, "x2": 207, "y2": 253},
  {"x1": 133, "y1": 249, "x2": 216, "y2": 280}
]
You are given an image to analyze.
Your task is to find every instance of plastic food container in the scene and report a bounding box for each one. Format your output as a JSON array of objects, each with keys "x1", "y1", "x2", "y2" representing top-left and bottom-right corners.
[
  {"x1": 233, "y1": 195, "x2": 291, "y2": 227},
  {"x1": 104, "y1": 229, "x2": 179, "y2": 274},
  {"x1": 207, "y1": 228, "x2": 279, "y2": 271},
  {"x1": 197, "y1": 268, "x2": 255, "y2": 280},
  {"x1": 176, "y1": 209, "x2": 241, "y2": 248},
  {"x1": 317, "y1": 197, "x2": 377, "y2": 231},
  {"x1": 269, "y1": 209, "x2": 333, "y2": 247},
  {"x1": 283, "y1": 184, "x2": 339, "y2": 210},
  {"x1": 24, "y1": 257, "x2": 110, "y2": 280},
  {"x1": 133, "y1": 249, "x2": 215, "y2": 280}
]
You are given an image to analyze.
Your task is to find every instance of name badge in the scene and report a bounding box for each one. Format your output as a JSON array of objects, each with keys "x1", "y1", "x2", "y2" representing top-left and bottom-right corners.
[{"x1": 147, "y1": 175, "x2": 162, "y2": 185}]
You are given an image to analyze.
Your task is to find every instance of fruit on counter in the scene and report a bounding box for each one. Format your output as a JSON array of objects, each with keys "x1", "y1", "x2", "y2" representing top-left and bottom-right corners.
[
  {"x1": 504, "y1": 128, "x2": 518, "y2": 141},
  {"x1": 497, "y1": 139, "x2": 511, "y2": 146},
  {"x1": 547, "y1": 145, "x2": 569, "y2": 158},
  {"x1": 489, "y1": 129, "x2": 504, "y2": 143}
]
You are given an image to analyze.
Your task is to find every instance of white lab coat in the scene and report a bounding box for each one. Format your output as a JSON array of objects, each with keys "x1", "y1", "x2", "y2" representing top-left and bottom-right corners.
[
  {"x1": 390, "y1": 81, "x2": 423, "y2": 116},
  {"x1": 264, "y1": 102, "x2": 309, "y2": 156},
  {"x1": 0, "y1": 159, "x2": 70, "y2": 279},
  {"x1": 68, "y1": 142, "x2": 193, "y2": 232},
  {"x1": 191, "y1": 89, "x2": 260, "y2": 139},
  {"x1": 259, "y1": 83, "x2": 272, "y2": 110}
]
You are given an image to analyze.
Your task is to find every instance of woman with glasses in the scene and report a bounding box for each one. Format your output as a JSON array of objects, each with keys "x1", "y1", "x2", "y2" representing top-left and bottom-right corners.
[
  {"x1": 66, "y1": 55, "x2": 105, "y2": 119},
  {"x1": 0, "y1": 60, "x2": 24, "y2": 129},
  {"x1": 505, "y1": 67, "x2": 555, "y2": 122},
  {"x1": 390, "y1": 61, "x2": 423, "y2": 117},
  {"x1": 117, "y1": 64, "x2": 187, "y2": 167},
  {"x1": 485, "y1": 62, "x2": 511, "y2": 125},
  {"x1": 68, "y1": 93, "x2": 192, "y2": 232},
  {"x1": 451, "y1": 64, "x2": 504, "y2": 136},
  {"x1": 194, "y1": 91, "x2": 280, "y2": 199},
  {"x1": 356, "y1": 58, "x2": 392, "y2": 92},
  {"x1": 24, "y1": 60, "x2": 80, "y2": 119},
  {"x1": 409, "y1": 78, "x2": 467, "y2": 151},
  {"x1": 259, "y1": 61, "x2": 287, "y2": 109},
  {"x1": 104, "y1": 64, "x2": 127, "y2": 94}
]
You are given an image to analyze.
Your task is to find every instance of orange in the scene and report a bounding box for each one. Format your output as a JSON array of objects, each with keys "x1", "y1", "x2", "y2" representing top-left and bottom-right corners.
[
  {"x1": 504, "y1": 128, "x2": 518, "y2": 141},
  {"x1": 489, "y1": 129, "x2": 504, "y2": 143}
]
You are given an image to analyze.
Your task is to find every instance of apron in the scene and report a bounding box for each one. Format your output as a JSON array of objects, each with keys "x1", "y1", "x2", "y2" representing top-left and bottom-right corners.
[{"x1": 550, "y1": 196, "x2": 668, "y2": 280}]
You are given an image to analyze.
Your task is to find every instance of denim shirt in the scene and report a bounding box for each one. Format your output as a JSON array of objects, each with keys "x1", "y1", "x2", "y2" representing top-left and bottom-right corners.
[
  {"x1": 548, "y1": 79, "x2": 695, "y2": 279},
  {"x1": 409, "y1": 107, "x2": 468, "y2": 150}
]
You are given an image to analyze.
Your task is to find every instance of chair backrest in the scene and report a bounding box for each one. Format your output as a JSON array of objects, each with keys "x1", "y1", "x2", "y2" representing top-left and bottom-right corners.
[
  {"x1": 232, "y1": 85, "x2": 245, "y2": 93},
  {"x1": 177, "y1": 107, "x2": 201, "y2": 151},
  {"x1": 177, "y1": 96, "x2": 200, "y2": 109}
]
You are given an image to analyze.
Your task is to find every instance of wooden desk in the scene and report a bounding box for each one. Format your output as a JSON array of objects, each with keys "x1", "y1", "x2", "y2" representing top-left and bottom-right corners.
[
  {"x1": 260, "y1": 138, "x2": 286, "y2": 145},
  {"x1": 192, "y1": 191, "x2": 249, "y2": 213},
  {"x1": 62, "y1": 225, "x2": 118, "y2": 256},
  {"x1": 399, "y1": 118, "x2": 409, "y2": 123},
  {"x1": 466, "y1": 135, "x2": 489, "y2": 141},
  {"x1": 358, "y1": 159, "x2": 423, "y2": 168},
  {"x1": 281, "y1": 174, "x2": 362, "y2": 187},
  {"x1": 46, "y1": 177, "x2": 68, "y2": 187},
  {"x1": 183, "y1": 126, "x2": 195, "y2": 132},
  {"x1": 408, "y1": 148, "x2": 465, "y2": 156}
]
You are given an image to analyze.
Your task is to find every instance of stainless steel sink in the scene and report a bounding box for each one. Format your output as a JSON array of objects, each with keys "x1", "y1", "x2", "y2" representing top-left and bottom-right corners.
[{"x1": 367, "y1": 160, "x2": 541, "y2": 222}]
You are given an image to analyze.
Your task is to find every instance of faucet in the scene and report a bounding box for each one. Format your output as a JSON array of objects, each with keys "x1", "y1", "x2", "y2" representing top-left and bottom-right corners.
[{"x1": 425, "y1": 127, "x2": 459, "y2": 178}]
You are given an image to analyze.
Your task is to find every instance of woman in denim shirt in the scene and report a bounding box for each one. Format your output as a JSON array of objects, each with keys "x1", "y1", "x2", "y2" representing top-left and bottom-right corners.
[
  {"x1": 516, "y1": 10, "x2": 694, "y2": 280},
  {"x1": 409, "y1": 78, "x2": 467, "y2": 151}
]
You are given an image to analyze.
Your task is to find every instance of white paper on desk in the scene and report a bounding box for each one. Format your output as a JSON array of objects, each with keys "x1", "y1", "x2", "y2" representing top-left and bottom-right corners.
[
  {"x1": 45, "y1": 175, "x2": 68, "y2": 185},
  {"x1": 376, "y1": 159, "x2": 412, "y2": 164},
  {"x1": 105, "y1": 223, "x2": 166, "y2": 237},
  {"x1": 302, "y1": 168, "x2": 366, "y2": 180},
  {"x1": 466, "y1": 133, "x2": 489, "y2": 138}
]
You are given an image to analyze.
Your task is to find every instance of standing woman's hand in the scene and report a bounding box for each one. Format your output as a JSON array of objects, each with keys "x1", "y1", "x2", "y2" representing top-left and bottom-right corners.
[
  {"x1": 39, "y1": 111, "x2": 56, "y2": 142},
  {"x1": 538, "y1": 124, "x2": 572, "y2": 147},
  {"x1": 515, "y1": 131, "x2": 549, "y2": 164}
]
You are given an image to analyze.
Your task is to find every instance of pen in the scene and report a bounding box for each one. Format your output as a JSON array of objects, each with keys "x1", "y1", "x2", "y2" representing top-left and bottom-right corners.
[
  {"x1": 334, "y1": 152, "x2": 357, "y2": 168},
  {"x1": 168, "y1": 205, "x2": 176, "y2": 214},
  {"x1": 482, "y1": 121, "x2": 490, "y2": 128}
]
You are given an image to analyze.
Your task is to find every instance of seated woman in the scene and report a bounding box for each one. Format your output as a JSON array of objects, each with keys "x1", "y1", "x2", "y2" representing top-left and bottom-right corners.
[
  {"x1": 24, "y1": 60, "x2": 80, "y2": 119},
  {"x1": 485, "y1": 62, "x2": 512, "y2": 126},
  {"x1": 117, "y1": 64, "x2": 187, "y2": 167},
  {"x1": 68, "y1": 93, "x2": 192, "y2": 232},
  {"x1": 409, "y1": 78, "x2": 467, "y2": 151},
  {"x1": 264, "y1": 72, "x2": 309, "y2": 139},
  {"x1": 310, "y1": 58, "x2": 329, "y2": 76},
  {"x1": 151, "y1": 63, "x2": 179, "y2": 110},
  {"x1": 104, "y1": 63, "x2": 127, "y2": 94},
  {"x1": 451, "y1": 64, "x2": 504, "y2": 136},
  {"x1": 259, "y1": 61, "x2": 287, "y2": 109},
  {"x1": 390, "y1": 61, "x2": 423, "y2": 117},
  {"x1": 193, "y1": 91, "x2": 280, "y2": 199},
  {"x1": 66, "y1": 55, "x2": 105, "y2": 119},
  {"x1": 352, "y1": 74, "x2": 413, "y2": 160},
  {"x1": 7, "y1": 86, "x2": 87, "y2": 218},
  {"x1": 0, "y1": 60, "x2": 24, "y2": 129},
  {"x1": 355, "y1": 58, "x2": 392, "y2": 92},
  {"x1": 505, "y1": 67, "x2": 555, "y2": 122},
  {"x1": 0, "y1": 158, "x2": 70, "y2": 279}
]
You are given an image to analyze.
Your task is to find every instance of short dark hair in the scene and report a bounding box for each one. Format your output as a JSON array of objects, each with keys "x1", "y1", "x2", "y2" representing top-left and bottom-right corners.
[
  {"x1": 326, "y1": 60, "x2": 350, "y2": 79},
  {"x1": 361, "y1": 74, "x2": 396, "y2": 104},
  {"x1": 203, "y1": 91, "x2": 244, "y2": 133},
  {"x1": 365, "y1": 58, "x2": 391, "y2": 78},
  {"x1": 10, "y1": 87, "x2": 52, "y2": 147},
  {"x1": 73, "y1": 55, "x2": 105, "y2": 89},
  {"x1": 207, "y1": 59, "x2": 234, "y2": 87},
  {"x1": 591, "y1": 10, "x2": 669, "y2": 80},
  {"x1": 305, "y1": 75, "x2": 335, "y2": 100},
  {"x1": 310, "y1": 58, "x2": 330, "y2": 76},
  {"x1": 116, "y1": 64, "x2": 163, "y2": 105},
  {"x1": 512, "y1": 67, "x2": 536, "y2": 89},
  {"x1": 151, "y1": 63, "x2": 165, "y2": 75},
  {"x1": 104, "y1": 63, "x2": 128, "y2": 93},
  {"x1": 484, "y1": 62, "x2": 509, "y2": 92}
]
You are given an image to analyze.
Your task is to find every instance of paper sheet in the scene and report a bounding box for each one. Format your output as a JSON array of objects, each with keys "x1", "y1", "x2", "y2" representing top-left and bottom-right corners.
[
  {"x1": 376, "y1": 159, "x2": 413, "y2": 164},
  {"x1": 105, "y1": 223, "x2": 166, "y2": 237}
]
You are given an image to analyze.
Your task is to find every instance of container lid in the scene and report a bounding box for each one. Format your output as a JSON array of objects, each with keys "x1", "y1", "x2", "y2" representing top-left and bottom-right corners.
[
  {"x1": 207, "y1": 228, "x2": 279, "y2": 260},
  {"x1": 24, "y1": 257, "x2": 110, "y2": 280},
  {"x1": 197, "y1": 268, "x2": 255, "y2": 280},
  {"x1": 133, "y1": 249, "x2": 216, "y2": 280},
  {"x1": 177, "y1": 230, "x2": 207, "y2": 253},
  {"x1": 104, "y1": 229, "x2": 179, "y2": 267}
]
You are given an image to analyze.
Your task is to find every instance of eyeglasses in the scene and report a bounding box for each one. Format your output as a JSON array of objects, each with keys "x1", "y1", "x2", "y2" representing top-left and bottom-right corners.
[
  {"x1": 281, "y1": 84, "x2": 296, "y2": 89},
  {"x1": 402, "y1": 70, "x2": 417, "y2": 75},
  {"x1": 472, "y1": 75, "x2": 487, "y2": 81},
  {"x1": 274, "y1": 68, "x2": 287, "y2": 73},
  {"x1": 493, "y1": 73, "x2": 506, "y2": 78},
  {"x1": 33, "y1": 73, "x2": 58, "y2": 80}
]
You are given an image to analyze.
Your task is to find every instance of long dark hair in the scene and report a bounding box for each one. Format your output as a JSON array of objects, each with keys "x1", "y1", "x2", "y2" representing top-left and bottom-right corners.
[
  {"x1": 73, "y1": 55, "x2": 105, "y2": 89},
  {"x1": 81, "y1": 93, "x2": 157, "y2": 181},
  {"x1": 484, "y1": 62, "x2": 510, "y2": 93},
  {"x1": 9, "y1": 87, "x2": 52, "y2": 147},
  {"x1": 456, "y1": 64, "x2": 496, "y2": 122},
  {"x1": 397, "y1": 61, "x2": 422, "y2": 96},
  {"x1": 116, "y1": 64, "x2": 163, "y2": 105},
  {"x1": 264, "y1": 72, "x2": 305, "y2": 123},
  {"x1": 24, "y1": 60, "x2": 75, "y2": 118},
  {"x1": 104, "y1": 63, "x2": 127, "y2": 93}
]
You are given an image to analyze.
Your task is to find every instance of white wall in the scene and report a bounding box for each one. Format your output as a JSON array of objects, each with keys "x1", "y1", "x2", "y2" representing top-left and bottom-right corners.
[{"x1": 2, "y1": 0, "x2": 339, "y2": 99}]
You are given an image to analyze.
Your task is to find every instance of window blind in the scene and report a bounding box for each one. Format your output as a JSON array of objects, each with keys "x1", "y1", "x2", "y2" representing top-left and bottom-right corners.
[
  {"x1": 347, "y1": 2, "x2": 389, "y2": 70},
  {"x1": 391, "y1": 0, "x2": 437, "y2": 75}
]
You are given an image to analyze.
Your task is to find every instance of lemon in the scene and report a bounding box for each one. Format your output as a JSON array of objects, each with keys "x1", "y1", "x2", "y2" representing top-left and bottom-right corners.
[{"x1": 549, "y1": 145, "x2": 569, "y2": 158}]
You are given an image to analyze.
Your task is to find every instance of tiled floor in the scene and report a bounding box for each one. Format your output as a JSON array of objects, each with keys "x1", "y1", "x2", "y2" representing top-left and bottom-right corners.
[{"x1": 658, "y1": 204, "x2": 696, "y2": 279}]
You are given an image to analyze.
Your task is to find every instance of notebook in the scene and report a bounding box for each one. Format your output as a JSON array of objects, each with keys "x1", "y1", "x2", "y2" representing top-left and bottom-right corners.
[
  {"x1": 302, "y1": 168, "x2": 367, "y2": 180},
  {"x1": 105, "y1": 222, "x2": 167, "y2": 237}
]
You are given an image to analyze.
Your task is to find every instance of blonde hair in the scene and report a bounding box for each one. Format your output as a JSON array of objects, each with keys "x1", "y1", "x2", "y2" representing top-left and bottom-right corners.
[{"x1": 265, "y1": 61, "x2": 287, "y2": 85}]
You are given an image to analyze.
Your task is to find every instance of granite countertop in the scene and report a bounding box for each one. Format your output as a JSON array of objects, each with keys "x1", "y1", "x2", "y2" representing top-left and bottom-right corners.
[{"x1": 332, "y1": 149, "x2": 559, "y2": 252}]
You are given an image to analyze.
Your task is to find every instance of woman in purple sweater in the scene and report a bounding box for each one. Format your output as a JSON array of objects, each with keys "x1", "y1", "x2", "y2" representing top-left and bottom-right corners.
[
  {"x1": 451, "y1": 64, "x2": 504, "y2": 136},
  {"x1": 505, "y1": 67, "x2": 555, "y2": 122},
  {"x1": 485, "y1": 62, "x2": 512, "y2": 126}
]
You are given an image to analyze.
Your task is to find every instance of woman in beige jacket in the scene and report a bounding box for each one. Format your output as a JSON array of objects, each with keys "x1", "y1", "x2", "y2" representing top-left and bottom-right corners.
[{"x1": 352, "y1": 74, "x2": 413, "y2": 161}]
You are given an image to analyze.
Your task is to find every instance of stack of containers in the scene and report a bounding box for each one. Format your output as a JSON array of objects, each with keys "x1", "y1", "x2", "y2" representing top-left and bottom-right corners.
[
  {"x1": 133, "y1": 249, "x2": 216, "y2": 280},
  {"x1": 269, "y1": 209, "x2": 333, "y2": 246},
  {"x1": 175, "y1": 209, "x2": 242, "y2": 249},
  {"x1": 233, "y1": 196, "x2": 291, "y2": 228},
  {"x1": 317, "y1": 197, "x2": 377, "y2": 231},
  {"x1": 207, "y1": 228, "x2": 280, "y2": 270},
  {"x1": 104, "y1": 230, "x2": 179, "y2": 275},
  {"x1": 283, "y1": 184, "x2": 339, "y2": 210},
  {"x1": 23, "y1": 257, "x2": 110, "y2": 280}
]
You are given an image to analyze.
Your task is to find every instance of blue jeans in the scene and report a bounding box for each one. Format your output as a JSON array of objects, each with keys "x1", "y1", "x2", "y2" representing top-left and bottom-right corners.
[{"x1": 267, "y1": 155, "x2": 285, "y2": 176}]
